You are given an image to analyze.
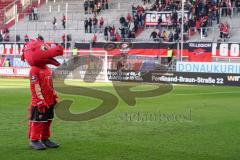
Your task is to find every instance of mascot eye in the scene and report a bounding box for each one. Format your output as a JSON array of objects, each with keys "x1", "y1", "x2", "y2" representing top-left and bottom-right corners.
[{"x1": 40, "y1": 45, "x2": 48, "y2": 51}]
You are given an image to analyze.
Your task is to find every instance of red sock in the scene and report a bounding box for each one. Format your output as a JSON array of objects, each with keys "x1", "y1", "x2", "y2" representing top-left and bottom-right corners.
[
  {"x1": 41, "y1": 120, "x2": 52, "y2": 140},
  {"x1": 29, "y1": 122, "x2": 44, "y2": 141}
]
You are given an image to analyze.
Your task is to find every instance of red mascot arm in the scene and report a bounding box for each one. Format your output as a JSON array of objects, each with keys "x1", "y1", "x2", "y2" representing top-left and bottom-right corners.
[{"x1": 30, "y1": 69, "x2": 49, "y2": 113}]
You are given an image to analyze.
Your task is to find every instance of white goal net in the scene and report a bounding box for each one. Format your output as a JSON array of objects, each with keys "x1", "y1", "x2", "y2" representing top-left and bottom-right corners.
[{"x1": 63, "y1": 50, "x2": 109, "y2": 82}]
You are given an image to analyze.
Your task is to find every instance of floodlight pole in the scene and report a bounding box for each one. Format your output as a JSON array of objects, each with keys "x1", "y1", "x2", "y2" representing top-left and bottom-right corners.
[
  {"x1": 180, "y1": 0, "x2": 184, "y2": 61},
  {"x1": 65, "y1": 2, "x2": 68, "y2": 57},
  {"x1": 14, "y1": 3, "x2": 17, "y2": 57}
]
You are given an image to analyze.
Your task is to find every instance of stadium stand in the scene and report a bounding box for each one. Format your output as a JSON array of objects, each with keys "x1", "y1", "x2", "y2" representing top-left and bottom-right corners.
[
  {"x1": 0, "y1": 0, "x2": 240, "y2": 43},
  {"x1": 1, "y1": 0, "x2": 146, "y2": 42}
]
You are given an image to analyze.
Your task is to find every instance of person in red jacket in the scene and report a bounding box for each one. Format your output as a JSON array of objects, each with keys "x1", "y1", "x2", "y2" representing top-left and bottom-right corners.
[
  {"x1": 196, "y1": 18, "x2": 200, "y2": 34},
  {"x1": 21, "y1": 39, "x2": 64, "y2": 150},
  {"x1": 222, "y1": 22, "x2": 229, "y2": 39}
]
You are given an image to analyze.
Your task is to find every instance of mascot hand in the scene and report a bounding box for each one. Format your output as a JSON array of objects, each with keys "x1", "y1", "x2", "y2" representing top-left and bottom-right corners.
[
  {"x1": 55, "y1": 98, "x2": 60, "y2": 103},
  {"x1": 38, "y1": 102, "x2": 49, "y2": 113}
]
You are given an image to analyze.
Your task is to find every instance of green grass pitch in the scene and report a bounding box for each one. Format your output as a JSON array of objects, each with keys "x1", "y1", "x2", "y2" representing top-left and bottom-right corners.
[{"x1": 0, "y1": 78, "x2": 240, "y2": 160}]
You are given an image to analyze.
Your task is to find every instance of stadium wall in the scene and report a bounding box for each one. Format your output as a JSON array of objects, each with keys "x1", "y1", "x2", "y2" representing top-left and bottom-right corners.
[{"x1": 1, "y1": 41, "x2": 240, "y2": 86}]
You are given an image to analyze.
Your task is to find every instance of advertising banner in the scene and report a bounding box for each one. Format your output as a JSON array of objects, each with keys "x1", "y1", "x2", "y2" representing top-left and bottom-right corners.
[
  {"x1": 1, "y1": 42, "x2": 240, "y2": 60},
  {"x1": 188, "y1": 42, "x2": 212, "y2": 62},
  {"x1": 0, "y1": 67, "x2": 29, "y2": 77},
  {"x1": 176, "y1": 62, "x2": 240, "y2": 74},
  {"x1": 0, "y1": 57, "x2": 5, "y2": 67},
  {"x1": 74, "y1": 42, "x2": 240, "y2": 59},
  {"x1": 212, "y1": 43, "x2": 240, "y2": 58},
  {"x1": 108, "y1": 70, "x2": 240, "y2": 86},
  {"x1": 0, "y1": 43, "x2": 24, "y2": 55},
  {"x1": 145, "y1": 11, "x2": 188, "y2": 26}
]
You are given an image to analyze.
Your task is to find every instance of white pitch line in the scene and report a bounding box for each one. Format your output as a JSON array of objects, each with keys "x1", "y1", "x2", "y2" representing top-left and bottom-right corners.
[{"x1": 174, "y1": 91, "x2": 240, "y2": 96}]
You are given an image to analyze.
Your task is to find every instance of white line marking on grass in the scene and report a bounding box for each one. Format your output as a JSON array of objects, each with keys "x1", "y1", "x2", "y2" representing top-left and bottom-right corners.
[{"x1": 174, "y1": 91, "x2": 240, "y2": 96}]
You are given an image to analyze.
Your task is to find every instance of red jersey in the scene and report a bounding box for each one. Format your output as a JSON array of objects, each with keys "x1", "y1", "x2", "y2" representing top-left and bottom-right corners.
[{"x1": 29, "y1": 66, "x2": 58, "y2": 107}]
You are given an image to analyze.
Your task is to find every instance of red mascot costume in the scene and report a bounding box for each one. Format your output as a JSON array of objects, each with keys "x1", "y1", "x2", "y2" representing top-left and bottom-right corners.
[{"x1": 22, "y1": 39, "x2": 64, "y2": 150}]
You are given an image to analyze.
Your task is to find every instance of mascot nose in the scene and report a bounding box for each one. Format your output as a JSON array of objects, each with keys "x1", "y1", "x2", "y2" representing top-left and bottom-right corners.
[
  {"x1": 46, "y1": 45, "x2": 64, "y2": 57},
  {"x1": 55, "y1": 45, "x2": 64, "y2": 56}
]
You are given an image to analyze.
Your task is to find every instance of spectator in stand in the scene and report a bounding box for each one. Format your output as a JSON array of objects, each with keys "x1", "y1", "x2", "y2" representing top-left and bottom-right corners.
[
  {"x1": 89, "y1": 18, "x2": 92, "y2": 33},
  {"x1": 84, "y1": 18, "x2": 89, "y2": 33},
  {"x1": 93, "y1": 16, "x2": 98, "y2": 33},
  {"x1": 81, "y1": 0, "x2": 106, "y2": 15},
  {"x1": 172, "y1": 11, "x2": 178, "y2": 29},
  {"x1": 222, "y1": 22, "x2": 230, "y2": 40},
  {"x1": 52, "y1": 17, "x2": 57, "y2": 30},
  {"x1": 0, "y1": 33, "x2": 3, "y2": 42},
  {"x1": 208, "y1": 8, "x2": 213, "y2": 26},
  {"x1": 62, "y1": 34, "x2": 66, "y2": 43},
  {"x1": 110, "y1": 28, "x2": 115, "y2": 41},
  {"x1": 119, "y1": 26, "x2": 126, "y2": 39},
  {"x1": 214, "y1": 5, "x2": 219, "y2": 24},
  {"x1": 62, "y1": 14, "x2": 66, "y2": 29},
  {"x1": 33, "y1": 6, "x2": 38, "y2": 20},
  {"x1": 236, "y1": 0, "x2": 240, "y2": 13},
  {"x1": 102, "y1": 0, "x2": 105, "y2": 10},
  {"x1": 96, "y1": 2, "x2": 101, "y2": 14},
  {"x1": 219, "y1": 22, "x2": 224, "y2": 38},
  {"x1": 90, "y1": 0, "x2": 95, "y2": 14},
  {"x1": 24, "y1": 34, "x2": 29, "y2": 42},
  {"x1": 136, "y1": 12, "x2": 144, "y2": 27},
  {"x1": 120, "y1": 16, "x2": 126, "y2": 26},
  {"x1": 175, "y1": 26, "x2": 181, "y2": 34},
  {"x1": 157, "y1": 16, "x2": 162, "y2": 30},
  {"x1": 150, "y1": 29, "x2": 158, "y2": 41},
  {"x1": 133, "y1": 16, "x2": 139, "y2": 32},
  {"x1": 166, "y1": 15, "x2": 172, "y2": 29},
  {"x1": 112, "y1": 25, "x2": 116, "y2": 34},
  {"x1": 104, "y1": 26, "x2": 109, "y2": 41},
  {"x1": 161, "y1": 30, "x2": 168, "y2": 41},
  {"x1": 115, "y1": 32, "x2": 121, "y2": 41},
  {"x1": 136, "y1": 0, "x2": 219, "y2": 42},
  {"x1": 200, "y1": 15, "x2": 208, "y2": 37},
  {"x1": 196, "y1": 18, "x2": 201, "y2": 34},
  {"x1": 227, "y1": 0, "x2": 232, "y2": 18},
  {"x1": 221, "y1": 0, "x2": 228, "y2": 17},
  {"x1": 168, "y1": 31, "x2": 173, "y2": 42},
  {"x1": 92, "y1": 34, "x2": 97, "y2": 46},
  {"x1": 173, "y1": 31, "x2": 179, "y2": 42},
  {"x1": 99, "y1": 17, "x2": 104, "y2": 33},
  {"x1": 29, "y1": 7, "x2": 34, "y2": 21},
  {"x1": 105, "y1": 0, "x2": 109, "y2": 9},
  {"x1": 84, "y1": 0, "x2": 89, "y2": 14},
  {"x1": 126, "y1": 13, "x2": 132, "y2": 23}
]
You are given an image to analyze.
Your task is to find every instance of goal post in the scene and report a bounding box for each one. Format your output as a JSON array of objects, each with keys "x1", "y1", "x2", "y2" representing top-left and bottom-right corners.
[{"x1": 64, "y1": 50, "x2": 109, "y2": 82}]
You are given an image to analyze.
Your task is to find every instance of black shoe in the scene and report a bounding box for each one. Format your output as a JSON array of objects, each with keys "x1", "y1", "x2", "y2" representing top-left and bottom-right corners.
[
  {"x1": 30, "y1": 140, "x2": 46, "y2": 150},
  {"x1": 41, "y1": 139, "x2": 59, "y2": 148}
]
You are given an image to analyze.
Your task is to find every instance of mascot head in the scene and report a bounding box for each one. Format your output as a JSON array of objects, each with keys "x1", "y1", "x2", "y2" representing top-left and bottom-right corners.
[{"x1": 21, "y1": 39, "x2": 64, "y2": 67}]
